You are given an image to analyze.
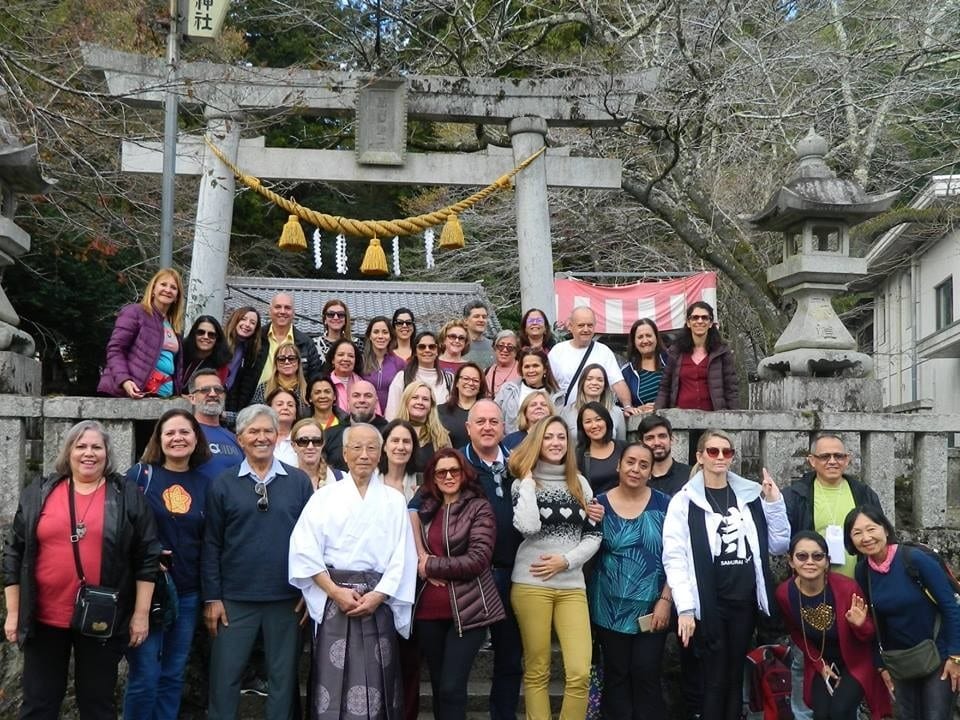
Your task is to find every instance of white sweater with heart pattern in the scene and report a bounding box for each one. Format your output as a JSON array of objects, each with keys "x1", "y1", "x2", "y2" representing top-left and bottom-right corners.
[{"x1": 510, "y1": 461, "x2": 602, "y2": 589}]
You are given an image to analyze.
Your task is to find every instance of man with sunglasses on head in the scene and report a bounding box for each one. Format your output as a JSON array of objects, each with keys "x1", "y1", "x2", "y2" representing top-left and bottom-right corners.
[
  {"x1": 188, "y1": 369, "x2": 243, "y2": 481},
  {"x1": 201, "y1": 404, "x2": 313, "y2": 720},
  {"x1": 781, "y1": 432, "x2": 883, "y2": 720},
  {"x1": 256, "y1": 292, "x2": 323, "y2": 384}
]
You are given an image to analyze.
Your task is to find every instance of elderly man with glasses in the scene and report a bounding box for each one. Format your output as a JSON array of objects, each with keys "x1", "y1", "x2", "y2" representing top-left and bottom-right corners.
[
  {"x1": 201, "y1": 404, "x2": 313, "y2": 720},
  {"x1": 289, "y1": 423, "x2": 417, "y2": 720}
]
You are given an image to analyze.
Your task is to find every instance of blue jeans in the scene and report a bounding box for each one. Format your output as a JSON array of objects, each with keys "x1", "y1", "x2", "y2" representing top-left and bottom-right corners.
[
  {"x1": 123, "y1": 591, "x2": 200, "y2": 720},
  {"x1": 894, "y1": 666, "x2": 958, "y2": 720},
  {"x1": 790, "y1": 643, "x2": 813, "y2": 720},
  {"x1": 489, "y1": 567, "x2": 523, "y2": 720}
]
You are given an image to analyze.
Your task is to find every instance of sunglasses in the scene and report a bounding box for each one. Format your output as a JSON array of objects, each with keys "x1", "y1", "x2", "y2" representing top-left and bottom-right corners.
[
  {"x1": 703, "y1": 446, "x2": 735, "y2": 459},
  {"x1": 394, "y1": 319, "x2": 414, "y2": 327},
  {"x1": 255, "y1": 481, "x2": 269, "y2": 512},
  {"x1": 495, "y1": 344, "x2": 517, "y2": 353},
  {"x1": 526, "y1": 317, "x2": 545, "y2": 326},
  {"x1": 435, "y1": 468, "x2": 462, "y2": 480},
  {"x1": 325, "y1": 310, "x2": 346, "y2": 319},
  {"x1": 295, "y1": 436, "x2": 324, "y2": 448},
  {"x1": 688, "y1": 314, "x2": 713, "y2": 323},
  {"x1": 276, "y1": 355, "x2": 300, "y2": 364},
  {"x1": 196, "y1": 385, "x2": 226, "y2": 396},
  {"x1": 417, "y1": 343, "x2": 438, "y2": 351},
  {"x1": 812, "y1": 452, "x2": 849, "y2": 462},
  {"x1": 446, "y1": 334, "x2": 467, "y2": 342},
  {"x1": 196, "y1": 329, "x2": 218, "y2": 339},
  {"x1": 794, "y1": 551, "x2": 827, "y2": 563}
]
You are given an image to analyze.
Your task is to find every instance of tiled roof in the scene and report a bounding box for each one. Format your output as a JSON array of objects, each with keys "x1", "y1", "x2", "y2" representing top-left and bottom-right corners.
[{"x1": 225, "y1": 276, "x2": 501, "y2": 337}]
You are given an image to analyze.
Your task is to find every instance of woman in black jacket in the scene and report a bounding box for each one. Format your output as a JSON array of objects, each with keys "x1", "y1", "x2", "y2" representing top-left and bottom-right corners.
[{"x1": 3, "y1": 420, "x2": 161, "y2": 720}]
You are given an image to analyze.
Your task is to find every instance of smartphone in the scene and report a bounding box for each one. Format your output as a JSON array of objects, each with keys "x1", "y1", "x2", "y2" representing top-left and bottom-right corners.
[{"x1": 637, "y1": 613, "x2": 654, "y2": 632}]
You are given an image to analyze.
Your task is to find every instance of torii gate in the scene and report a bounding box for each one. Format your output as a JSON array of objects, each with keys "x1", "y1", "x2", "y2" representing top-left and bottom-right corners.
[{"x1": 82, "y1": 44, "x2": 656, "y2": 322}]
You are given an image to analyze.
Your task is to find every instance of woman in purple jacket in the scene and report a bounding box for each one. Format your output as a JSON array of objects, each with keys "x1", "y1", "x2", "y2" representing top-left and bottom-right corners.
[{"x1": 97, "y1": 268, "x2": 185, "y2": 398}]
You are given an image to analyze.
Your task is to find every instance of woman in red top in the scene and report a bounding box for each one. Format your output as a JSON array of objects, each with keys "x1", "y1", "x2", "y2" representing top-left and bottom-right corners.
[
  {"x1": 775, "y1": 530, "x2": 891, "y2": 720},
  {"x1": 3, "y1": 420, "x2": 161, "y2": 719},
  {"x1": 655, "y1": 301, "x2": 739, "y2": 411},
  {"x1": 414, "y1": 448, "x2": 506, "y2": 720}
]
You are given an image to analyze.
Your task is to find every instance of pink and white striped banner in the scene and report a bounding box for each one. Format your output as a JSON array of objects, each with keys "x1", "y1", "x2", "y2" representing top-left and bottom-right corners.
[{"x1": 553, "y1": 273, "x2": 718, "y2": 333}]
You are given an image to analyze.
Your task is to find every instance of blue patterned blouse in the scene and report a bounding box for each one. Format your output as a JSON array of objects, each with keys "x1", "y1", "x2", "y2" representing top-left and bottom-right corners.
[{"x1": 588, "y1": 489, "x2": 670, "y2": 634}]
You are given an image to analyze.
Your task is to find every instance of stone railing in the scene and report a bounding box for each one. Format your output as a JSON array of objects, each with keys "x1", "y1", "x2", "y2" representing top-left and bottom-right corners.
[
  {"x1": 1, "y1": 396, "x2": 959, "y2": 530},
  {"x1": 627, "y1": 408, "x2": 960, "y2": 530},
  {"x1": 0, "y1": 395, "x2": 189, "y2": 525}
]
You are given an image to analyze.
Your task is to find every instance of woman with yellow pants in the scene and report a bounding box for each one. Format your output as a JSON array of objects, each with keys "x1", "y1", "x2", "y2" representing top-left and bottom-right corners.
[{"x1": 508, "y1": 415, "x2": 602, "y2": 720}]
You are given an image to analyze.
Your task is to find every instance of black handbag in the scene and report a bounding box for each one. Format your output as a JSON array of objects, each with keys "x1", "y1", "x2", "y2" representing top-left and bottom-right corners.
[
  {"x1": 868, "y1": 570, "x2": 943, "y2": 680},
  {"x1": 68, "y1": 478, "x2": 119, "y2": 640}
]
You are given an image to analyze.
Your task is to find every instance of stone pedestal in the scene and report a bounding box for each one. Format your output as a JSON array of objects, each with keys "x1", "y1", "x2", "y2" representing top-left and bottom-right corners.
[
  {"x1": 749, "y1": 376, "x2": 883, "y2": 413},
  {"x1": 0, "y1": 350, "x2": 41, "y2": 395}
]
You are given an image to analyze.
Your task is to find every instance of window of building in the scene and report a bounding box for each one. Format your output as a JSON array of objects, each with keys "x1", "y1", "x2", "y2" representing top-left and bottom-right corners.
[{"x1": 935, "y1": 276, "x2": 954, "y2": 330}]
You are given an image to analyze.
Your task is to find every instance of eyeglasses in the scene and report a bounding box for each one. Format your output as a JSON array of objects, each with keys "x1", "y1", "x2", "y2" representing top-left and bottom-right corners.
[
  {"x1": 794, "y1": 551, "x2": 827, "y2": 563},
  {"x1": 294, "y1": 436, "x2": 324, "y2": 448},
  {"x1": 703, "y1": 447, "x2": 735, "y2": 459},
  {"x1": 254, "y1": 481, "x2": 269, "y2": 512},
  {"x1": 325, "y1": 310, "x2": 346, "y2": 319},
  {"x1": 446, "y1": 334, "x2": 467, "y2": 342},
  {"x1": 196, "y1": 385, "x2": 226, "y2": 396},
  {"x1": 434, "y1": 468, "x2": 463, "y2": 480},
  {"x1": 276, "y1": 355, "x2": 300, "y2": 364},
  {"x1": 495, "y1": 344, "x2": 517, "y2": 353},
  {"x1": 459, "y1": 377, "x2": 481, "y2": 386},
  {"x1": 526, "y1": 317, "x2": 545, "y2": 326},
  {"x1": 417, "y1": 343, "x2": 438, "y2": 351},
  {"x1": 688, "y1": 314, "x2": 712, "y2": 323},
  {"x1": 812, "y1": 452, "x2": 849, "y2": 462},
  {"x1": 394, "y1": 319, "x2": 414, "y2": 327},
  {"x1": 196, "y1": 329, "x2": 218, "y2": 339}
]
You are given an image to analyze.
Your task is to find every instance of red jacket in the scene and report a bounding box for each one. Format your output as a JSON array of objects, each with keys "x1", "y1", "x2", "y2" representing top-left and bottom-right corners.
[
  {"x1": 775, "y1": 572, "x2": 892, "y2": 720},
  {"x1": 417, "y1": 486, "x2": 506, "y2": 633}
]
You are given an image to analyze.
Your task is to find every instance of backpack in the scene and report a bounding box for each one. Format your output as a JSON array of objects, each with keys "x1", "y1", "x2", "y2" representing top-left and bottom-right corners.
[
  {"x1": 744, "y1": 644, "x2": 793, "y2": 720},
  {"x1": 899, "y1": 541, "x2": 960, "y2": 601}
]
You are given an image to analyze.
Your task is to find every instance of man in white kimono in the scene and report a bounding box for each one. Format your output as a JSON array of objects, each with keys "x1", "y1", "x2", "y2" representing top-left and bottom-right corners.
[{"x1": 289, "y1": 423, "x2": 417, "y2": 720}]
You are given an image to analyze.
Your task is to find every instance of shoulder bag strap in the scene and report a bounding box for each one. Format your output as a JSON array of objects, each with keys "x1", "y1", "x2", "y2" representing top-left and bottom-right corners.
[
  {"x1": 563, "y1": 340, "x2": 595, "y2": 406},
  {"x1": 67, "y1": 478, "x2": 87, "y2": 585}
]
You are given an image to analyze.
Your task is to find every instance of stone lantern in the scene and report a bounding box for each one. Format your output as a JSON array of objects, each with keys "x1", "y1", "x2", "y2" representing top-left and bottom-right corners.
[
  {"x1": 0, "y1": 116, "x2": 55, "y2": 394},
  {"x1": 749, "y1": 129, "x2": 897, "y2": 382}
]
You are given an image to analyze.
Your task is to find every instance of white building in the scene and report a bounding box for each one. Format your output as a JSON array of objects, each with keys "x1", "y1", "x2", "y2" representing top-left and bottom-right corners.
[{"x1": 864, "y1": 175, "x2": 960, "y2": 413}]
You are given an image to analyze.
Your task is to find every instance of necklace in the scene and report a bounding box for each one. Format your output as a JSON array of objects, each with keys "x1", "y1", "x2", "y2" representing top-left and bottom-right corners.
[
  {"x1": 73, "y1": 479, "x2": 104, "y2": 539},
  {"x1": 705, "y1": 484, "x2": 732, "y2": 515},
  {"x1": 796, "y1": 580, "x2": 834, "y2": 664}
]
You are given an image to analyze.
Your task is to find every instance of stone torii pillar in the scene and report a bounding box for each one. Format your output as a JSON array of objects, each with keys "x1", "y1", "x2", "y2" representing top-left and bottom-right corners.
[
  {"x1": 509, "y1": 117, "x2": 553, "y2": 318},
  {"x1": 186, "y1": 105, "x2": 241, "y2": 321}
]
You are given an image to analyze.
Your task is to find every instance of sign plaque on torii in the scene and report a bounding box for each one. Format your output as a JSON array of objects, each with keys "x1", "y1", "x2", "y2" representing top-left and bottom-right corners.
[{"x1": 82, "y1": 44, "x2": 657, "y2": 322}]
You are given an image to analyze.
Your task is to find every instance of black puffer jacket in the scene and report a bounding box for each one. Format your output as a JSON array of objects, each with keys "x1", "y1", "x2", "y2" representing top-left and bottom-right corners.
[
  {"x1": 417, "y1": 486, "x2": 506, "y2": 633},
  {"x1": 2, "y1": 472, "x2": 161, "y2": 645}
]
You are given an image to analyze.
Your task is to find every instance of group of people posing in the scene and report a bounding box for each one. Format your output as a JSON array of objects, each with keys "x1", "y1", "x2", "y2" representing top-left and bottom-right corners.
[{"x1": 3, "y1": 266, "x2": 958, "y2": 720}]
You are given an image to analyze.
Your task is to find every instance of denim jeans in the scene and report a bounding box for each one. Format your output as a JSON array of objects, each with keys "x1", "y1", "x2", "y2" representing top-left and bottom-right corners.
[
  {"x1": 123, "y1": 591, "x2": 200, "y2": 720},
  {"x1": 894, "y1": 666, "x2": 958, "y2": 720},
  {"x1": 790, "y1": 643, "x2": 813, "y2": 720}
]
